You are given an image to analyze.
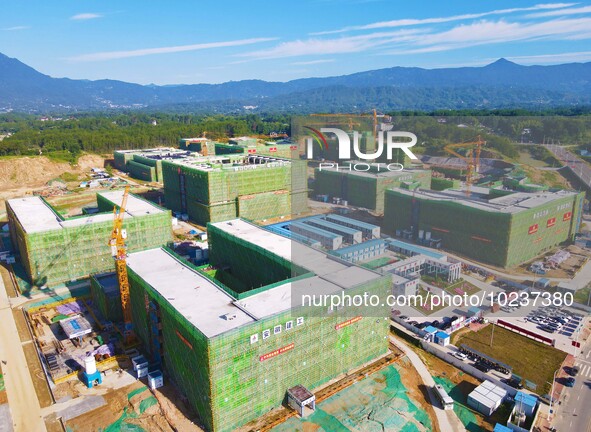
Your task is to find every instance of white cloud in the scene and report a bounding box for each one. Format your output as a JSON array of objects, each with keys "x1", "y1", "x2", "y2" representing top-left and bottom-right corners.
[
  {"x1": 70, "y1": 13, "x2": 103, "y2": 21},
  {"x1": 506, "y1": 51, "x2": 591, "y2": 64},
  {"x1": 69, "y1": 37, "x2": 278, "y2": 62},
  {"x1": 528, "y1": 4, "x2": 591, "y2": 17},
  {"x1": 3, "y1": 26, "x2": 30, "y2": 31},
  {"x1": 291, "y1": 59, "x2": 335, "y2": 65},
  {"x1": 382, "y1": 17, "x2": 591, "y2": 55},
  {"x1": 311, "y1": 3, "x2": 576, "y2": 35},
  {"x1": 238, "y1": 29, "x2": 426, "y2": 60}
]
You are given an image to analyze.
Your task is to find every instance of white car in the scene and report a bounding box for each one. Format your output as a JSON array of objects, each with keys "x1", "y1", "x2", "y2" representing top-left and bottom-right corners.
[{"x1": 454, "y1": 352, "x2": 468, "y2": 360}]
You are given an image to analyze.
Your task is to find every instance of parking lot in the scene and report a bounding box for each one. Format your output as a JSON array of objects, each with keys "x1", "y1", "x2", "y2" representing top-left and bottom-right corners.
[{"x1": 488, "y1": 303, "x2": 587, "y2": 354}]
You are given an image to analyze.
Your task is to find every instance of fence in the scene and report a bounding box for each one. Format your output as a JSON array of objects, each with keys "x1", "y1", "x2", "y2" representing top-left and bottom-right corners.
[{"x1": 496, "y1": 319, "x2": 554, "y2": 346}]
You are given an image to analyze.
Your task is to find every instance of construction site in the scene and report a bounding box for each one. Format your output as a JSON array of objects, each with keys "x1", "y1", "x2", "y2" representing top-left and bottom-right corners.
[
  {"x1": 126, "y1": 219, "x2": 391, "y2": 431},
  {"x1": 1, "y1": 118, "x2": 588, "y2": 432},
  {"x1": 215, "y1": 137, "x2": 299, "y2": 159},
  {"x1": 383, "y1": 186, "x2": 585, "y2": 268},
  {"x1": 162, "y1": 154, "x2": 307, "y2": 226},
  {"x1": 6, "y1": 190, "x2": 174, "y2": 287},
  {"x1": 313, "y1": 163, "x2": 432, "y2": 213},
  {"x1": 113, "y1": 148, "x2": 194, "y2": 182}
]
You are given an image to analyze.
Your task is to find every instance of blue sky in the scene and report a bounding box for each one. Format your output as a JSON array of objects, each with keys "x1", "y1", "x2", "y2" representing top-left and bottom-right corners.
[{"x1": 2, "y1": 1, "x2": 591, "y2": 84}]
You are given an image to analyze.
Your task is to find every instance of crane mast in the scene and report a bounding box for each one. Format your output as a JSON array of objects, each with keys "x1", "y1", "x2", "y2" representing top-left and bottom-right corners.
[
  {"x1": 444, "y1": 136, "x2": 485, "y2": 196},
  {"x1": 109, "y1": 185, "x2": 134, "y2": 344}
]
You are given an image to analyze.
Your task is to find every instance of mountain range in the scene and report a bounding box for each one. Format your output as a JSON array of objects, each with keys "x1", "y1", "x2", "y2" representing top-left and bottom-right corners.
[{"x1": 1, "y1": 53, "x2": 590, "y2": 113}]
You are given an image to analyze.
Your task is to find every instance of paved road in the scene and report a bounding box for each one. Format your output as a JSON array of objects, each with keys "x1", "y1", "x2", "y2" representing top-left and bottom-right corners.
[
  {"x1": 0, "y1": 273, "x2": 46, "y2": 431},
  {"x1": 552, "y1": 335, "x2": 591, "y2": 432},
  {"x1": 545, "y1": 144, "x2": 591, "y2": 190},
  {"x1": 389, "y1": 335, "x2": 465, "y2": 432}
]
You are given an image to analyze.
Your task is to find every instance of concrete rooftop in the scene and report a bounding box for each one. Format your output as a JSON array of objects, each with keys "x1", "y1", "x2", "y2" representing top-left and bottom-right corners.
[
  {"x1": 126, "y1": 219, "x2": 384, "y2": 337},
  {"x1": 8, "y1": 191, "x2": 164, "y2": 234},
  {"x1": 389, "y1": 187, "x2": 579, "y2": 214},
  {"x1": 126, "y1": 248, "x2": 255, "y2": 338}
]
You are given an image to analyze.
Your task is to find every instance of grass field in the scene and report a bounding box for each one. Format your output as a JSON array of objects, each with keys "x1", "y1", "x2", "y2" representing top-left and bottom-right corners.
[
  {"x1": 411, "y1": 287, "x2": 449, "y2": 315},
  {"x1": 575, "y1": 285, "x2": 591, "y2": 305},
  {"x1": 452, "y1": 325, "x2": 566, "y2": 394},
  {"x1": 444, "y1": 280, "x2": 481, "y2": 296},
  {"x1": 516, "y1": 149, "x2": 552, "y2": 167}
]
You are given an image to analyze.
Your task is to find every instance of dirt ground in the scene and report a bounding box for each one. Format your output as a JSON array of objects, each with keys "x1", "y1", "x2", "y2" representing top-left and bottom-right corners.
[
  {"x1": 9, "y1": 306, "x2": 55, "y2": 409},
  {"x1": 520, "y1": 244, "x2": 590, "y2": 278},
  {"x1": 66, "y1": 381, "x2": 174, "y2": 432},
  {"x1": 153, "y1": 384, "x2": 204, "y2": 432},
  {"x1": 57, "y1": 376, "x2": 202, "y2": 432},
  {"x1": 403, "y1": 342, "x2": 497, "y2": 431},
  {"x1": 0, "y1": 154, "x2": 106, "y2": 211},
  {"x1": 396, "y1": 356, "x2": 440, "y2": 432}
]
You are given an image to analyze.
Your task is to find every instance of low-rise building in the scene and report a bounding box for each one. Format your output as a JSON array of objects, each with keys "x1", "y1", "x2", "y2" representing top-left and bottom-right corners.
[{"x1": 467, "y1": 380, "x2": 507, "y2": 416}]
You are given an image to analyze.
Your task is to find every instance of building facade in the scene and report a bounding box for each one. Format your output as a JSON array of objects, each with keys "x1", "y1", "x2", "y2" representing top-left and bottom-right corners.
[
  {"x1": 114, "y1": 148, "x2": 193, "y2": 182},
  {"x1": 162, "y1": 154, "x2": 307, "y2": 225},
  {"x1": 127, "y1": 219, "x2": 390, "y2": 431},
  {"x1": 7, "y1": 190, "x2": 173, "y2": 286},
  {"x1": 383, "y1": 187, "x2": 585, "y2": 267},
  {"x1": 314, "y1": 165, "x2": 431, "y2": 213}
]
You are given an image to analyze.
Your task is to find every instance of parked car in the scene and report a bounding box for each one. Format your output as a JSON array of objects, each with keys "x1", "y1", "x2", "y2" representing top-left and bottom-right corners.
[
  {"x1": 566, "y1": 366, "x2": 580, "y2": 377},
  {"x1": 538, "y1": 325, "x2": 555, "y2": 333},
  {"x1": 502, "y1": 378, "x2": 524, "y2": 389},
  {"x1": 565, "y1": 377, "x2": 576, "y2": 388},
  {"x1": 454, "y1": 352, "x2": 468, "y2": 360},
  {"x1": 399, "y1": 315, "x2": 409, "y2": 321},
  {"x1": 474, "y1": 362, "x2": 491, "y2": 373}
]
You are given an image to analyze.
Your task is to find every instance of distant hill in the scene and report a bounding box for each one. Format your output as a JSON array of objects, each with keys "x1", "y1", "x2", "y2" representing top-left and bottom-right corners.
[{"x1": 1, "y1": 53, "x2": 590, "y2": 113}]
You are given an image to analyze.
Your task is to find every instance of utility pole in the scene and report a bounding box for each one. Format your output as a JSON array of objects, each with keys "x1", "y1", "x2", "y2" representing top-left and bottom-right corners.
[{"x1": 547, "y1": 369, "x2": 559, "y2": 420}]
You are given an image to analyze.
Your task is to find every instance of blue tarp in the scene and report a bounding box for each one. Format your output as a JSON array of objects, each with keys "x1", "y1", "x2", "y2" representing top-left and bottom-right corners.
[
  {"x1": 493, "y1": 424, "x2": 512, "y2": 432},
  {"x1": 424, "y1": 326, "x2": 438, "y2": 334}
]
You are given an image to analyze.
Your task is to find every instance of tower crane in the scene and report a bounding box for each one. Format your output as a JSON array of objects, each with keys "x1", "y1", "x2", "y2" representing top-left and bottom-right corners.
[
  {"x1": 444, "y1": 136, "x2": 485, "y2": 196},
  {"x1": 109, "y1": 185, "x2": 134, "y2": 344}
]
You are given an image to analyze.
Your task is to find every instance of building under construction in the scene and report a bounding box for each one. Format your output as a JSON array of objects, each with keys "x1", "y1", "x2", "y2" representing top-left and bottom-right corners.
[
  {"x1": 179, "y1": 138, "x2": 215, "y2": 155},
  {"x1": 215, "y1": 138, "x2": 299, "y2": 159},
  {"x1": 162, "y1": 154, "x2": 307, "y2": 225},
  {"x1": 113, "y1": 148, "x2": 193, "y2": 182},
  {"x1": 383, "y1": 187, "x2": 585, "y2": 267},
  {"x1": 6, "y1": 190, "x2": 173, "y2": 286},
  {"x1": 314, "y1": 163, "x2": 431, "y2": 213},
  {"x1": 126, "y1": 219, "x2": 390, "y2": 432}
]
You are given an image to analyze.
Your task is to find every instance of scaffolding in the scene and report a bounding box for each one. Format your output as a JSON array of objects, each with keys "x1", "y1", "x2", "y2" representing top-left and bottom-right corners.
[
  {"x1": 383, "y1": 188, "x2": 585, "y2": 267},
  {"x1": 127, "y1": 240, "x2": 390, "y2": 432},
  {"x1": 314, "y1": 168, "x2": 431, "y2": 213},
  {"x1": 162, "y1": 155, "x2": 308, "y2": 225},
  {"x1": 90, "y1": 272, "x2": 123, "y2": 322},
  {"x1": 7, "y1": 192, "x2": 173, "y2": 287}
]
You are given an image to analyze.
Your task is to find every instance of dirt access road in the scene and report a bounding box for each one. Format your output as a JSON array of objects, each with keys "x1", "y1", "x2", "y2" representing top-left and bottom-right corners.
[{"x1": 0, "y1": 274, "x2": 46, "y2": 431}]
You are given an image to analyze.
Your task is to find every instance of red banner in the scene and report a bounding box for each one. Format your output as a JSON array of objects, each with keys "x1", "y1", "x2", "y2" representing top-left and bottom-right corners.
[
  {"x1": 563, "y1": 211, "x2": 572, "y2": 221},
  {"x1": 260, "y1": 343, "x2": 294, "y2": 362},
  {"x1": 269, "y1": 147, "x2": 277, "y2": 152},
  {"x1": 248, "y1": 148, "x2": 257, "y2": 154},
  {"x1": 528, "y1": 224, "x2": 539, "y2": 235},
  {"x1": 176, "y1": 330, "x2": 193, "y2": 350},
  {"x1": 547, "y1": 217, "x2": 556, "y2": 228},
  {"x1": 290, "y1": 145, "x2": 298, "y2": 150},
  {"x1": 335, "y1": 316, "x2": 362, "y2": 330}
]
